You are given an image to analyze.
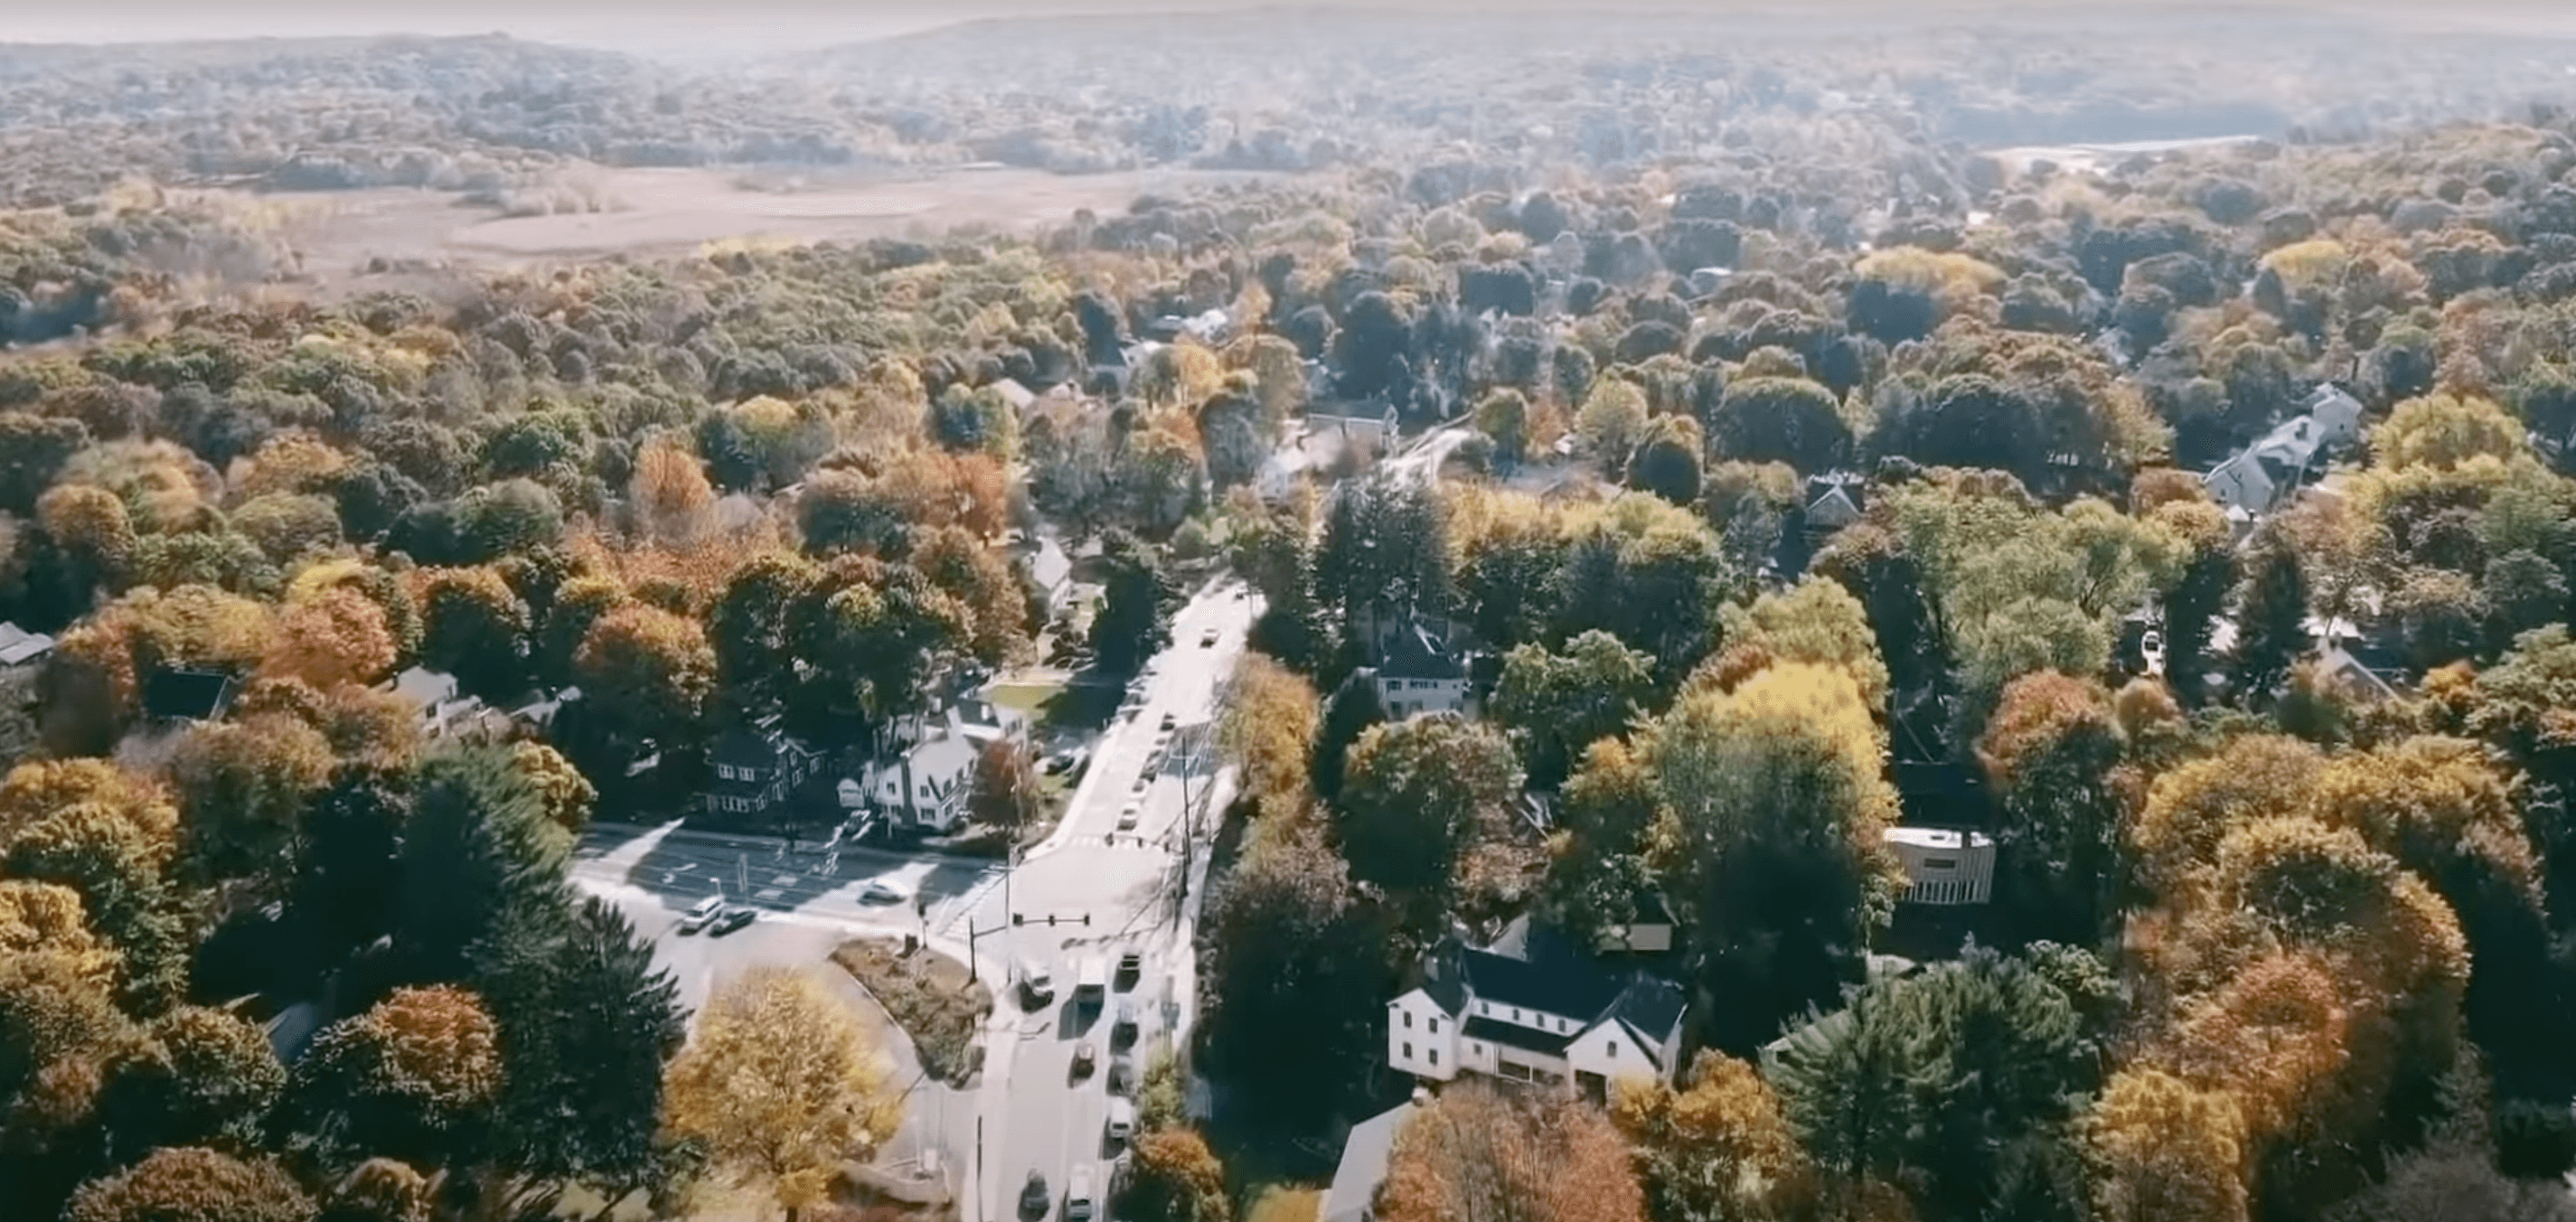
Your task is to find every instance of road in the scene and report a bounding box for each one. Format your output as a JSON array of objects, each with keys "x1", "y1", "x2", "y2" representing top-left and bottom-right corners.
[{"x1": 568, "y1": 573, "x2": 1260, "y2": 1222}]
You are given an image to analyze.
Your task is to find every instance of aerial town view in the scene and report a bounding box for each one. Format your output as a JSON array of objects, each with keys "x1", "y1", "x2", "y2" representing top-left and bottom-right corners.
[{"x1": 5, "y1": 2, "x2": 2576, "y2": 1220}]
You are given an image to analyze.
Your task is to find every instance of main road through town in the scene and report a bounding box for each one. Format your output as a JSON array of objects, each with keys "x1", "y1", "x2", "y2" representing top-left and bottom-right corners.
[{"x1": 567, "y1": 574, "x2": 1260, "y2": 1222}]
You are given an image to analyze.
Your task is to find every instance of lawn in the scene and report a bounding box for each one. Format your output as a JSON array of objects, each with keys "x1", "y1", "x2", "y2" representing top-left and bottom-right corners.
[{"x1": 831, "y1": 936, "x2": 994, "y2": 1088}]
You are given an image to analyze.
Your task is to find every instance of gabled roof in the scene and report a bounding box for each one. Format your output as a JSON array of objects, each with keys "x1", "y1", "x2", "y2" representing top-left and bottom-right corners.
[
  {"x1": 710, "y1": 724, "x2": 816, "y2": 769},
  {"x1": 0, "y1": 622, "x2": 54, "y2": 666},
  {"x1": 1324, "y1": 1101, "x2": 1418, "y2": 1222},
  {"x1": 391, "y1": 666, "x2": 460, "y2": 708},
  {"x1": 1601, "y1": 973, "x2": 1688, "y2": 1046},
  {"x1": 905, "y1": 730, "x2": 980, "y2": 781},
  {"x1": 1379, "y1": 618, "x2": 1465, "y2": 681},
  {"x1": 1461, "y1": 918, "x2": 1620, "y2": 1020},
  {"x1": 142, "y1": 668, "x2": 236, "y2": 721},
  {"x1": 1462, "y1": 1013, "x2": 1577, "y2": 1056}
]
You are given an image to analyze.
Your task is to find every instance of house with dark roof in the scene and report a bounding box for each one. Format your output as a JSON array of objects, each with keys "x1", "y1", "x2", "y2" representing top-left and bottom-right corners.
[
  {"x1": 141, "y1": 668, "x2": 236, "y2": 724},
  {"x1": 2204, "y1": 384, "x2": 2364, "y2": 515},
  {"x1": 1359, "y1": 616, "x2": 1472, "y2": 720},
  {"x1": 702, "y1": 719, "x2": 828, "y2": 821},
  {"x1": 1386, "y1": 916, "x2": 1688, "y2": 1101}
]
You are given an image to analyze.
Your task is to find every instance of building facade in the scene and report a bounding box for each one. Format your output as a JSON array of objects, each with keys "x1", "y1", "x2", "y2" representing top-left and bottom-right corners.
[
  {"x1": 1884, "y1": 826, "x2": 1997, "y2": 906},
  {"x1": 1387, "y1": 919, "x2": 1687, "y2": 1100}
]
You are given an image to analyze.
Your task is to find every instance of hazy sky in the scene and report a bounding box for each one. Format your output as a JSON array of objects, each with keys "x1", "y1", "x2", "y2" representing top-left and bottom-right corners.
[{"x1": 15, "y1": 0, "x2": 2576, "y2": 60}]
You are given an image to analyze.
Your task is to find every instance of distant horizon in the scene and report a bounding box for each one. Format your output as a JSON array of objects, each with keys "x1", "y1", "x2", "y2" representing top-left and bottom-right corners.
[{"x1": 12, "y1": 0, "x2": 2576, "y2": 61}]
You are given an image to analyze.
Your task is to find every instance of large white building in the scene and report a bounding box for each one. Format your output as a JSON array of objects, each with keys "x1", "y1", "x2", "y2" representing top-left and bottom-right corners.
[
  {"x1": 1386, "y1": 918, "x2": 1688, "y2": 1101},
  {"x1": 1883, "y1": 826, "x2": 1997, "y2": 906}
]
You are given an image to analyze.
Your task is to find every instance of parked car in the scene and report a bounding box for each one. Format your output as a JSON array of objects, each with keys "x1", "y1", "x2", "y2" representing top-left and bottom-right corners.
[
  {"x1": 1117, "y1": 804, "x2": 1140, "y2": 831},
  {"x1": 1020, "y1": 1171, "x2": 1050, "y2": 1218},
  {"x1": 1021, "y1": 961, "x2": 1056, "y2": 1008},
  {"x1": 1199, "y1": 629, "x2": 1217, "y2": 648},
  {"x1": 1105, "y1": 1098, "x2": 1136, "y2": 1143},
  {"x1": 1115, "y1": 950, "x2": 1142, "y2": 986},
  {"x1": 1105, "y1": 1054, "x2": 1135, "y2": 1095},
  {"x1": 710, "y1": 905, "x2": 757, "y2": 935},
  {"x1": 1066, "y1": 1165, "x2": 1097, "y2": 1222},
  {"x1": 1159, "y1": 712, "x2": 1178, "y2": 731},
  {"x1": 679, "y1": 895, "x2": 724, "y2": 934},
  {"x1": 1072, "y1": 1040, "x2": 1097, "y2": 1077}
]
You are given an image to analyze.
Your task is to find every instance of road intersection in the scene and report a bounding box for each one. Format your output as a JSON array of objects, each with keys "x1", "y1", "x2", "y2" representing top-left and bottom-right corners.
[{"x1": 569, "y1": 573, "x2": 1259, "y2": 1222}]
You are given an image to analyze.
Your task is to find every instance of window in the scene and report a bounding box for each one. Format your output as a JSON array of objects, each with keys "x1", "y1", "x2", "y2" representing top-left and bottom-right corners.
[
  {"x1": 1404, "y1": 1011, "x2": 1414, "y2": 1029},
  {"x1": 1925, "y1": 856, "x2": 1958, "y2": 870},
  {"x1": 1607, "y1": 1040, "x2": 1619, "y2": 1058},
  {"x1": 1511, "y1": 1008, "x2": 1521, "y2": 1022},
  {"x1": 715, "y1": 764, "x2": 735, "y2": 781},
  {"x1": 1428, "y1": 1048, "x2": 1438, "y2": 1066},
  {"x1": 1428, "y1": 1018, "x2": 1439, "y2": 1034},
  {"x1": 1403, "y1": 1042, "x2": 1414, "y2": 1059}
]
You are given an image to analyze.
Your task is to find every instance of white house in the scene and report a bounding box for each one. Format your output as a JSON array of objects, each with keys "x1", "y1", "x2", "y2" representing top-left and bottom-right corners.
[
  {"x1": 863, "y1": 728, "x2": 979, "y2": 832},
  {"x1": 1884, "y1": 826, "x2": 1997, "y2": 906},
  {"x1": 2203, "y1": 384, "x2": 2364, "y2": 514},
  {"x1": 0, "y1": 622, "x2": 54, "y2": 668},
  {"x1": 1366, "y1": 618, "x2": 1471, "y2": 719},
  {"x1": 1322, "y1": 1098, "x2": 1421, "y2": 1222},
  {"x1": 1387, "y1": 917, "x2": 1688, "y2": 1102},
  {"x1": 388, "y1": 666, "x2": 501, "y2": 740}
]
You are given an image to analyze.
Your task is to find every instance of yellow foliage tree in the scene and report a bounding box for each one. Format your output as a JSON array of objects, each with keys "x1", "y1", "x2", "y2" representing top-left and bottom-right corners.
[
  {"x1": 2371, "y1": 393, "x2": 2528, "y2": 472},
  {"x1": 1218, "y1": 652, "x2": 1322, "y2": 804},
  {"x1": 0, "y1": 758, "x2": 178, "y2": 861},
  {"x1": 1704, "y1": 576, "x2": 1891, "y2": 713},
  {"x1": 1612, "y1": 1051, "x2": 1814, "y2": 1222},
  {"x1": 262, "y1": 587, "x2": 399, "y2": 690},
  {"x1": 1379, "y1": 1083, "x2": 1644, "y2": 1222},
  {"x1": 0, "y1": 880, "x2": 121, "y2": 988},
  {"x1": 661, "y1": 966, "x2": 898, "y2": 1220},
  {"x1": 629, "y1": 439, "x2": 715, "y2": 541},
  {"x1": 2089, "y1": 1068, "x2": 2249, "y2": 1222}
]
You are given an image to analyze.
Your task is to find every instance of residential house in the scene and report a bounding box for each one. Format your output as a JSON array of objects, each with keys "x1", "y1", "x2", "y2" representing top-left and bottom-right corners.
[
  {"x1": 703, "y1": 720, "x2": 828, "y2": 821},
  {"x1": 1801, "y1": 472, "x2": 1866, "y2": 542},
  {"x1": 388, "y1": 666, "x2": 503, "y2": 740},
  {"x1": 1363, "y1": 616, "x2": 1472, "y2": 719},
  {"x1": 1322, "y1": 1096, "x2": 1423, "y2": 1222},
  {"x1": 140, "y1": 668, "x2": 236, "y2": 725},
  {"x1": 1884, "y1": 826, "x2": 1997, "y2": 907},
  {"x1": 861, "y1": 727, "x2": 979, "y2": 833},
  {"x1": 989, "y1": 378, "x2": 1038, "y2": 414},
  {"x1": 1387, "y1": 916, "x2": 1689, "y2": 1100},
  {"x1": 2203, "y1": 383, "x2": 2364, "y2": 514},
  {"x1": 0, "y1": 623, "x2": 54, "y2": 668}
]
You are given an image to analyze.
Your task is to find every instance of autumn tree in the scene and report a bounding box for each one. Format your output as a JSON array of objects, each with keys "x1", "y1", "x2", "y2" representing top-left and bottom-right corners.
[
  {"x1": 261, "y1": 587, "x2": 399, "y2": 691},
  {"x1": 573, "y1": 603, "x2": 716, "y2": 748},
  {"x1": 1613, "y1": 1051, "x2": 1813, "y2": 1222},
  {"x1": 1378, "y1": 1083, "x2": 1645, "y2": 1222},
  {"x1": 1650, "y1": 663, "x2": 1903, "y2": 1050},
  {"x1": 1490, "y1": 630, "x2": 1656, "y2": 789},
  {"x1": 96, "y1": 1004, "x2": 287, "y2": 1161},
  {"x1": 1332, "y1": 714, "x2": 1524, "y2": 932},
  {"x1": 969, "y1": 739, "x2": 1042, "y2": 831},
  {"x1": 1217, "y1": 653, "x2": 1322, "y2": 804},
  {"x1": 710, "y1": 550, "x2": 821, "y2": 715},
  {"x1": 1703, "y1": 575, "x2": 1891, "y2": 714},
  {"x1": 3, "y1": 794, "x2": 190, "y2": 1013},
  {"x1": 627, "y1": 439, "x2": 714, "y2": 541},
  {"x1": 62, "y1": 1146, "x2": 315, "y2": 1222},
  {"x1": 1120, "y1": 1127, "x2": 1233, "y2": 1222},
  {"x1": 284, "y1": 984, "x2": 504, "y2": 1172},
  {"x1": 2085, "y1": 1068, "x2": 2250, "y2": 1222},
  {"x1": 167, "y1": 713, "x2": 334, "y2": 888},
  {"x1": 1976, "y1": 670, "x2": 2130, "y2": 945},
  {"x1": 1202, "y1": 822, "x2": 1382, "y2": 1126},
  {"x1": 661, "y1": 966, "x2": 898, "y2": 1221},
  {"x1": 415, "y1": 566, "x2": 531, "y2": 700}
]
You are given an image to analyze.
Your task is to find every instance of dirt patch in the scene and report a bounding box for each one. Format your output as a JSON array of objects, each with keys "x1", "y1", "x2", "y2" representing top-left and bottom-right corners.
[
  {"x1": 201, "y1": 164, "x2": 1289, "y2": 288},
  {"x1": 831, "y1": 936, "x2": 993, "y2": 1089}
]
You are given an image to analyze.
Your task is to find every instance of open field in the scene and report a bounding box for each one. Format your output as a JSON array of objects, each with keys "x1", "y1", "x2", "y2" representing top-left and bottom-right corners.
[{"x1": 208, "y1": 164, "x2": 1284, "y2": 287}]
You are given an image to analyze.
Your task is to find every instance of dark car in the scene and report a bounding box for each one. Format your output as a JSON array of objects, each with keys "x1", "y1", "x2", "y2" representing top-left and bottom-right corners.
[
  {"x1": 1020, "y1": 1171, "x2": 1049, "y2": 1218},
  {"x1": 1115, "y1": 949, "x2": 1142, "y2": 985},
  {"x1": 1106, "y1": 1054, "x2": 1136, "y2": 1095},
  {"x1": 1111, "y1": 996, "x2": 1138, "y2": 1047},
  {"x1": 710, "y1": 905, "x2": 757, "y2": 935},
  {"x1": 1072, "y1": 1040, "x2": 1097, "y2": 1078}
]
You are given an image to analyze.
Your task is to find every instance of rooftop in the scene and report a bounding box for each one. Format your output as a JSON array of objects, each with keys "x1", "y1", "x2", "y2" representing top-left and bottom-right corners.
[
  {"x1": 1885, "y1": 826, "x2": 1995, "y2": 851},
  {"x1": 1323, "y1": 1100, "x2": 1419, "y2": 1222},
  {"x1": 0, "y1": 622, "x2": 55, "y2": 666},
  {"x1": 141, "y1": 668, "x2": 237, "y2": 722}
]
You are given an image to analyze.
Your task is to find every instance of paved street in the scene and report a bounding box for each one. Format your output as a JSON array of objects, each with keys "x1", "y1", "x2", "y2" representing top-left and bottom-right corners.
[{"x1": 567, "y1": 573, "x2": 1258, "y2": 1222}]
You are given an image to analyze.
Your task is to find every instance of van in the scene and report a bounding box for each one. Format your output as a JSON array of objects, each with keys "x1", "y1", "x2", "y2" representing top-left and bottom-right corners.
[
  {"x1": 1076, "y1": 956, "x2": 1108, "y2": 1002},
  {"x1": 679, "y1": 895, "x2": 724, "y2": 933},
  {"x1": 1021, "y1": 960, "x2": 1056, "y2": 1006}
]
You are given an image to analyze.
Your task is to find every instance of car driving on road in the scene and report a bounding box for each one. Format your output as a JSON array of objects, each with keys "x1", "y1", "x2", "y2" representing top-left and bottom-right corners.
[
  {"x1": 861, "y1": 878, "x2": 916, "y2": 905},
  {"x1": 1020, "y1": 1171, "x2": 1049, "y2": 1218},
  {"x1": 1066, "y1": 1166, "x2": 1097, "y2": 1222},
  {"x1": 1117, "y1": 803, "x2": 1140, "y2": 831},
  {"x1": 710, "y1": 905, "x2": 757, "y2": 935},
  {"x1": 678, "y1": 895, "x2": 724, "y2": 934}
]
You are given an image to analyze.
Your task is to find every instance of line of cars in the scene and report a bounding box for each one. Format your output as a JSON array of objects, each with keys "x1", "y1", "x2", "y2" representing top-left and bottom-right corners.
[{"x1": 1020, "y1": 947, "x2": 1148, "y2": 1222}]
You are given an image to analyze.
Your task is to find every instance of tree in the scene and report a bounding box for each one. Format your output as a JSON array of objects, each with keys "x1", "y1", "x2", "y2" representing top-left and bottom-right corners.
[
  {"x1": 1203, "y1": 823, "x2": 1382, "y2": 1126},
  {"x1": 1709, "y1": 376, "x2": 1849, "y2": 473},
  {"x1": 1612, "y1": 1051, "x2": 1813, "y2": 1222},
  {"x1": 167, "y1": 713, "x2": 334, "y2": 888},
  {"x1": 661, "y1": 966, "x2": 898, "y2": 1221},
  {"x1": 710, "y1": 551, "x2": 820, "y2": 714},
  {"x1": 286, "y1": 765, "x2": 412, "y2": 970},
  {"x1": 794, "y1": 469, "x2": 910, "y2": 558},
  {"x1": 1704, "y1": 576, "x2": 1891, "y2": 714},
  {"x1": 1577, "y1": 378, "x2": 1650, "y2": 465},
  {"x1": 2373, "y1": 393, "x2": 2529, "y2": 471},
  {"x1": 394, "y1": 750, "x2": 571, "y2": 985},
  {"x1": 97, "y1": 1005, "x2": 287, "y2": 1160},
  {"x1": 260, "y1": 587, "x2": 399, "y2": 691},
  {"x1": 1490, "y1": 631, "x2": 1656, "y2": 789},
  {"x1": 1976, "y1": 671, "x2": 2129, "y2": 945},
  {"x1": 415, "y1": 566, "x2": 531, "y2": 700},
  {"x1": 2231, "y1": 525, "x2": 2310, "y2": 701},
  {"x1": 969, "y1": 739, "x2": 1041, "y2": 831},
  {"x1": 1217, "y1": 653, "x2": 1322, "y2": 804},
  {"x1": 2084, "y1": 1069, "x2": 2249, "y2": 1222},
  {"x1": 628, "y1": 440, "x2": 714, "y2": 541},
  {"x1": 0, "y1": 410, "x2": 88, "y2": 514},
  {"x1": 321, "y1": 1159, "x2": 431, "y2": 1222},
  {"x1": 63, "y1": 1146, "x2": 315, "y2": 1222},
  {"x1": 1316, "y1": 475, "x2": 1451, "y2": 633},
  {"x1": 1309, "y1": 676, "x2": 1387, "y2": 802},
  {"x1": 480, "y1": 897, "x2": 682, "y2": 1192},
  {"x1": 1476, "y1": 389, "x2": 1533, "y2": 465},
  {"x1": 1091, "y1": 530, "x2": 1176, "y2": 674},
  {"x1": 1649, "y1": 663, "x2": 1903, "y2": 1050},
  {"x1": 284, "y1": 985, "x2": 503, "y2": 1172},
  {"x1": 1628, "y1": 415, "x2": 1705, "y2": 505},
  {"x1": 1120, "y1": 1127, "x2": 1232, "y2": 1222},
  {"x1": 3, "y1": 797, "x2": 189, "y2": 1013},
  {"x1": 1378, "y1": 1083, "x2": 1645, "y2": 1222},
  {"x1": 1333, "y1": 714, "x2": 1523, "y2": 926},
  {"x1": 0, "y1": 879, "x2": 119, "y2": 984},
  {"x1": 1541, "y1": 738, "x2": 1661, "y2": 950},
  {"x1": 573, "y1": 604, "x2": 716, "y2": 748},
  {"x1": 2130, "y1": 735, "x2": 2321, "y2": 898}
]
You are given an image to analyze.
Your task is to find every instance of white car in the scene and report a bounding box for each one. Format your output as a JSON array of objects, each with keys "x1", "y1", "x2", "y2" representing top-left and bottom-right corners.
[
  {"x1": 679, "y1": 894, "x2": 725, "y2": 933},
  {"x1": 1105, "y1": 1098, "x2": 1135, "y2": 1143},
  {"x1": 861, "y1": 878, "x2": 917, "y2": 905},
  {"x1": 1066, "y1": 1165, "x2": 1096, "y2": 1222},
  {"x1": 1117, "y1": 804, "x2": 1140, "y2": 831}
]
